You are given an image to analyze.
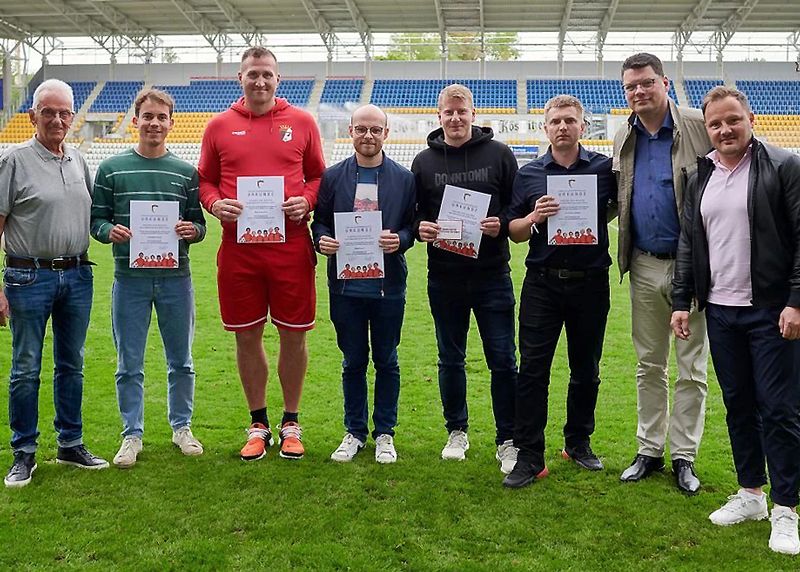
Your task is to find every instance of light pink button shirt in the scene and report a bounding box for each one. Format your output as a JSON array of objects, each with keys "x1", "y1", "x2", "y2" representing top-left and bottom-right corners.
[{"x1": 700, "y1": 146, "x2": 753, "y2": 306}]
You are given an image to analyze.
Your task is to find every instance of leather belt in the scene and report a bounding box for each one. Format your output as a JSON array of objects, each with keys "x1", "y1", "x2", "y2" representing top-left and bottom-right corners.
[
  {"x1": 535, "y1": 267, "x2": 608, "y2": 280},
  {"x1": 5, "y1": 254, "x2": 94, "y2": 271},
  {"x1": 638, "y1": 249, "x2": 677, "y2": 260}
]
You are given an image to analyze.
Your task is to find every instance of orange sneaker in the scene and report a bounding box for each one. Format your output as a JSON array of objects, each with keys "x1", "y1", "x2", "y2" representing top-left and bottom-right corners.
[
  {"x1": 240, "y1": 423, "x2": 273, "y2": 461},
  {"x1": 279, "y1": 422, "x2": 304, "y2": 460}
]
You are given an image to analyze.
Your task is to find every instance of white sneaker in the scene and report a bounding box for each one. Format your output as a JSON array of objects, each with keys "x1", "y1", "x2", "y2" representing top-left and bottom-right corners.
[
  {"x1": 172, "y1": 426, "x2": 204, "y2": 456},
  {"x1": 375, "y1": 434, "x2": 397, "y2": 464},
  {"x1": 709, "y1": 489, "x2": 768, "y2": 526},
  {"x1": 770, "y1": 505, "x2": 800, "y2": 555},
  {"x1": 496, "y1": 439, "x2": 518, "y2": 474},
  {"x1": 441, "y1": 430, "x2": 469, "y2": 461},
  {"x1": 330, "y1": 433, "x2": 364, "y2": 462},
  {"x1": 113, "y1": 436, "x2": 143, "y2": 468}
]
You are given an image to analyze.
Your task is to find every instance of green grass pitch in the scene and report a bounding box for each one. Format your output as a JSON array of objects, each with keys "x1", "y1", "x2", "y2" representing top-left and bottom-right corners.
[{"x1": 0, "y1": 224, "x2": 791, "y2": 570}]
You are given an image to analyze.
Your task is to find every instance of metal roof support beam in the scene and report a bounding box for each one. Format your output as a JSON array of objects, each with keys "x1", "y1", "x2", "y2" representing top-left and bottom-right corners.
[
  {"x1": 478, "y1": 0, "x2": 486, "y2": 78},
  {"x1": 299, "y1": 0, "x2": 341, "y2": 67},
  {"x1": 432, "y1": 0, "x2": 448, "y2": 63},
  {"x1": 0, "y1": 12, "x2": 36, "y2": 41},
  {"x1": 40, "y1": 0, "x2": 160, "y2": 64},
  {"x1": 789, "y1": 29, "x2": 800, "y2": 64},
  {"x1": 672, "y1": 0, "x2": 714, "y2": 63},
  {"x1": 711, "y1": 0, "x2": 760, "y2": 73},
  {"x1": 25, "y1": 35, "x2": 61, "y2": 65},
  {"x1": 170, "y1": 0, "x2": 230, "y2": 60},
  {"x1": 213, "y1": 0, "x2": 264, "y2": 47},
  {"x1": 41, "y1": 0, "x2": 117, "y2": 44},
  {"x1": 595, "y1": 0, "x2": 619, "y2": 75},
  {"x1": 557, "y1": 0, "x2": 574, "y2": 77},
  {"x1": 343, "y1": 0, "x2": 372, "y2": 61}
]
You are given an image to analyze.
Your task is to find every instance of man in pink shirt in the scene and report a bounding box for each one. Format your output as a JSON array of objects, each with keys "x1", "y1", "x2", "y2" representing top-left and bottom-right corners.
[{"x1": 671, "y1": 86, "x2": 800, "y2": 556}]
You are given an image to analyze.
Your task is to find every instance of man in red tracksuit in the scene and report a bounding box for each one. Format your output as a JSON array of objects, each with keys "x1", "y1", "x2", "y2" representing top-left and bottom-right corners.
[{"x1": 198, "y1": 46, "x2": 326, "y2": 462}]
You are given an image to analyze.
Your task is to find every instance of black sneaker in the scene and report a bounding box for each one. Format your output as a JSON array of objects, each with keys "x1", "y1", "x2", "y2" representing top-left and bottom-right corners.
[
  {"x1": 562, "y1": 444, "x2": 604, "y2": 471},
  {"x1": 4, "y1": 452, "x2": 37, "y2": 488},
  {"x1": 502, "y1": 460, "x2": 549, "y2": 489},
  {"x1": 56, "y1": 444, "x2": 109, "y2": 470}
]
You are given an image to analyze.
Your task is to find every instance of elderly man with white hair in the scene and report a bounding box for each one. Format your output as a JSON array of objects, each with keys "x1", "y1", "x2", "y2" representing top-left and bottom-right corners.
[{"x1": 0, "y1": 78, "x2": 108, "y2": 489}]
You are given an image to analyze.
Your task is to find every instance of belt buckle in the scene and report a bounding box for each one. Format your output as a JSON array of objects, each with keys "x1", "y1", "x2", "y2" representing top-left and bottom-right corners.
[
  {"x1": 557, "y1": 269, "x2": 570, "y2": 279},
  {"x1": 49, "y1": 256, "x2": 67, "y2": 271}
]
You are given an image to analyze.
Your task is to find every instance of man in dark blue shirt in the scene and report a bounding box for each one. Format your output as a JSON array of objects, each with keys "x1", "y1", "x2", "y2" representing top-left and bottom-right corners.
[
  {"x1": 502, "y1": 95, "x2": 616, "y2": 488},
  {"x1": 613, "y1": 53, "x2": 711, "y2": 495}
]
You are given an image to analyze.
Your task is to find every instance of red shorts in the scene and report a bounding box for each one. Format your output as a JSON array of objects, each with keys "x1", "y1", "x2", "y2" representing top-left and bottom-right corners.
[{"x1": 216, "y1": 236, "x2": 317, "y2": 331}]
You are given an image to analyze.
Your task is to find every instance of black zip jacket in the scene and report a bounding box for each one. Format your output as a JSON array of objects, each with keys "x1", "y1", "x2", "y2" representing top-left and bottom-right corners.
[
  {"x1": 672, "y1": 138, "x2": 800, "y2": 312},
  {"x1": 411, "y1": 125, "x2": 518, "y2": 277}
]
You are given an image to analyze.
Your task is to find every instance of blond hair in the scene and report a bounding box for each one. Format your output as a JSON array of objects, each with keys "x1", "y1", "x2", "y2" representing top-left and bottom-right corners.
[{"x1": 437, "y1": 83, "x2": 474, "y2": 110}]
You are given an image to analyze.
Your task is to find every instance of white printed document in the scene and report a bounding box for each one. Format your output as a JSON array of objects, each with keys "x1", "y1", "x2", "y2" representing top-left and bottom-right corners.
[
  {"x1": 334, "y1": 211, "x2": 384, "y2": 279},
  {"x1": 236, "y1": 176, "x2": 285, "y2": 243},
  {"x1": 129, "y1": 200, "x2": 179, "y2": 268}
]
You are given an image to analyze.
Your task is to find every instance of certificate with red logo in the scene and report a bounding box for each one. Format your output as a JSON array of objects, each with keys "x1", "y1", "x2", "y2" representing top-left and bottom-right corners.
[
  {"x1": 236, "y1": 176, "x2": 285, "y2": 243},
  {"x1": 334, "y1": 211, "x2": 384, "y2": 280},
  {"x1": 434, "y1": 185, "x2": 490, "y2": 259},
  {"x1": 546, "y1": 175, "x2": 598, "y2": 246},
  {"x1": 129, "y1": 200, "x2": 179, "y2": 268}
]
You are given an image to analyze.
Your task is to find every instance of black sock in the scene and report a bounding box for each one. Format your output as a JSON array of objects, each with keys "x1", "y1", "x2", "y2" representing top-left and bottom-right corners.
[
  {"x1": 250, "y1": 408, "x2": 269, "y2": 427},
  {"x1": 282, "y1": 411, "x2": 298, "y2": 425}
]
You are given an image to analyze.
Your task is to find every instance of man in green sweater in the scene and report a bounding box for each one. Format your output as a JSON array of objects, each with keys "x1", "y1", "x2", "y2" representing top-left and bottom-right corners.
[{"x1": 91, "y1": 89, "x2": 207, "y2": 468}]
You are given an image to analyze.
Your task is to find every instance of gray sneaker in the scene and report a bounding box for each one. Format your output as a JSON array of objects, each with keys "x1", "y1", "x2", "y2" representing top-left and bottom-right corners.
[
  {"x1": 113, "y1": 436, "x2": 143, "y2": 468},
  {"x1": 375, "y1": 434, "x2": 397, "y2": 464},
  {"x1": 496, "y1": 440, "x2": 518, "y2": 474},
  {"x1": 330, "y1": 433, "x2": 365, "y2": 462},
  {"x1": 441, "y1": 430, "x2": 469, "y2": 461},
  {"x1": 172, "y1": 427, "x2": 204, "y2": 456},
  {"x1": 709, "y1": 489, "x2": 768, "y2": 526},
  {"x1": 4, "y1": 452, "x2": 36, "y2": 488},
  {"x1": 770, "y1": 506, "x2": 800, "y2": 555}
]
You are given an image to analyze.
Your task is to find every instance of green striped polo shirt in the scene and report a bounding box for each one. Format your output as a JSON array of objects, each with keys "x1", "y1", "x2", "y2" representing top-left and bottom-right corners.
[{"x1": 90, "y1": 148, "x2": 206, "y2": 277}]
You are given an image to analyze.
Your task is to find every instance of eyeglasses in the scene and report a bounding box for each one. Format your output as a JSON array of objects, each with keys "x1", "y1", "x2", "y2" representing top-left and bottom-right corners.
[
  {"x1": 622, "y1": 78, "x2": 660, "y2": 93},
  {"x1": 38, "y1": 108, "x2": 75, "y2": 121},
  {"x1": 352, "y1": 125, "x2": 385, "y2": 136}
]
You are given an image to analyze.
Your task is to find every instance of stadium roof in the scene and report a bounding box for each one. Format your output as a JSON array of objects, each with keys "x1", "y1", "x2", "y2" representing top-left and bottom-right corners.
[{"x1": 1, "y1": 0, "x2": 799, "y2": 57}]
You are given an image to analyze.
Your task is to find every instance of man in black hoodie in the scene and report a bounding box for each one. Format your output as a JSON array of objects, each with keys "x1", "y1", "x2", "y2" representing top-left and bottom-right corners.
[{"x1": 411, "y1": 83, "x2": 519, "y2": 473}]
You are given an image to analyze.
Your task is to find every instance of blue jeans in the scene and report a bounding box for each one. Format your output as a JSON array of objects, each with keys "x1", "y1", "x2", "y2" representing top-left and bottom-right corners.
[
  {"x1": 427, "y1": 272, "x2": 517, "y2": 444},
  {"x1": 111, "y1": 275, "x2": 196, "y2": 437},
  {"x1": 5, "y1": 264, "x2": 93, "y2": 453},
  {"x1": 329, "y1": 292, "x2": 405, "y2": 442}
]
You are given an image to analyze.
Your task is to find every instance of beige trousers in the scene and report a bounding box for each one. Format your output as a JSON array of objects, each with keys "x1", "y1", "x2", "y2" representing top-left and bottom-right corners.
[{"x1": 629, "y1": 249, "x2": 708, "y2": 462}]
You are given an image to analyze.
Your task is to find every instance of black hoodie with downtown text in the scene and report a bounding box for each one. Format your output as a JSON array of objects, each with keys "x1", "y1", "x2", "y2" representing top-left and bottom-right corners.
[{"x1": 411, "y1": 125, "x2": 518, "y2": 277}]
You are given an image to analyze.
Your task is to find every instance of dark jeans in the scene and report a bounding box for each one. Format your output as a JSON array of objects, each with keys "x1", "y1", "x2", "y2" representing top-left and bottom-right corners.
[
  {"x1": 4, "y1": 264, "x2": 94, "y2": 453},
  {"x1": 514, "y1": 269, "x2": 609, "y2": 465},
  {"x1": 329, "y1": 292, "x2": 405, "y2": 442},
  {"x1": 427, "y1": 272, "x2": 517, "y2": 444},
  {"x1": 706, "y1": 303, "x2": 800, "y2": 507}
]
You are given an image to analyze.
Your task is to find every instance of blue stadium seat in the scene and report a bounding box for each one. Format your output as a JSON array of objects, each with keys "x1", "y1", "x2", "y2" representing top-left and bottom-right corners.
[
  {"x1": 526, "y1": 79, "x2": 680, "y2": 113},
  {"x1": 370, "y1": 79, "x2": 516, "y2": 109},
  {"x1": 18, "y1": 81, "x2": 97, "y2": 112},
  {"x1": 737, "y1": 80, "x2": 800, "y2": 114}
]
